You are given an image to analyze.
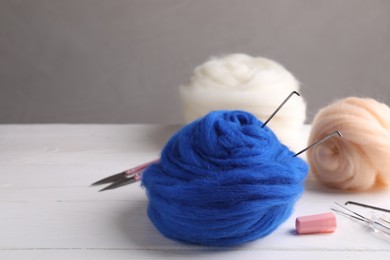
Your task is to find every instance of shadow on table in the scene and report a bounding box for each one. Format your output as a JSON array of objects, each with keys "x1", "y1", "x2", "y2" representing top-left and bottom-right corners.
[
  {"x1": 304, "y1": 178, "x2": 388, "y2": 194},
  {"x1": 115, "y1": 199, "x2": 253, "y2": 257}
]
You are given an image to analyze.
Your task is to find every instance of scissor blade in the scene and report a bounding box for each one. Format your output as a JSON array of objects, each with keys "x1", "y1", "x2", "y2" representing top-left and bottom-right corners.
[
  {"x1": 99, "y1": 177, "x2": 138, "y2": 192},
  {"x1": 91, "y1": 172, "x2": 126, "y2": 186}
]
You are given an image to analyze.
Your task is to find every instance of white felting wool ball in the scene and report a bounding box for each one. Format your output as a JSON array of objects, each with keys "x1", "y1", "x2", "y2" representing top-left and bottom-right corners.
[{"x1": 180, "y1": 53, "x2": 306, "y2": 151}]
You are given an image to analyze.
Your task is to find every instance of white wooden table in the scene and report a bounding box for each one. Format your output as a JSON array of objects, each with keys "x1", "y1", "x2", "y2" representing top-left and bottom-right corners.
[{"x1": 1, "y1": 124, "x2": 389, "y2": 259}]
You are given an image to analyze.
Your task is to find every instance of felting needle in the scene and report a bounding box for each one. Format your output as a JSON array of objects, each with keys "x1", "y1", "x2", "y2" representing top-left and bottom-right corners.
[
  {"x1": 92, "y1": 91, "x2": 301, "y2": 191},
  {"x1": 345, "y1": 201, "x2": 390, "y2": 213},
  {"x1": 261, "y1": 91, "x2": 300, "y2": 128},
  {"x1": 93, "y1": 91, "x2": 333, "y2": 191},
  {"x1": 293, "y1": 130, "x2": 342, "y2": 157},
  {"x1": 331, "y1": 202, "x2": 390, "y2": 239}
]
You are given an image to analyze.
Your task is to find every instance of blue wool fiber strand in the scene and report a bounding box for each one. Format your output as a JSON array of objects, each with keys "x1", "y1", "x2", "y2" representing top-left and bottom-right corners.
[{"x1": 141, "y1": 110, "x2": 308, "y2": 247}]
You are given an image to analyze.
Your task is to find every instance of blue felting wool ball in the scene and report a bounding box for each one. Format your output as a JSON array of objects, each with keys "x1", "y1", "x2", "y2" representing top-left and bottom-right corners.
[{"x1": 141, "y1": 110, "x2": 308, "y2": 247}]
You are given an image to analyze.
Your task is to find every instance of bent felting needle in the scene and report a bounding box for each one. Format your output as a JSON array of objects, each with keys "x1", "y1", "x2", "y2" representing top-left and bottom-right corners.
[
  {"x1": 332, "y1": 202, "x2": 390, "y2": 239},
  {"x1": 91, "y1": 91, "x2": 340, "y2": 191}
]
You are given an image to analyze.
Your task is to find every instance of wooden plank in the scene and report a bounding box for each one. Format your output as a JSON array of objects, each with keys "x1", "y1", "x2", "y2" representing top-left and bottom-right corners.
[
  {"x1": 1, "y1": 196, "x2": 390, "y2": 250},
  {"x1": 0, "y1": 163, "x2": 155, "y2": 188},
  {"x1": 1, "y1": 250, "x2": 389, "y2": 260},
  {"x1": 0, "y1": 124, "x2": 179, "y2": 165}
]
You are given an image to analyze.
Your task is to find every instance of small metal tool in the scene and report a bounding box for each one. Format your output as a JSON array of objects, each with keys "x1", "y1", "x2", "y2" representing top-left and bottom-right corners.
[
  {"x1": 332, "y1": 202, "x2": 390, "y2": 239},
  {"x1": 92, "y1": 91, "x2": 340, "y2": 192},
  {"x1": 293, "y1": 130, "x2": 342, "y2": 157},
  {"x1": 261, "y1": 91, "x2": 300, "y2": 128},
  {"x1": 91, "y1": 159, "x2": 159, "y2": 191}
]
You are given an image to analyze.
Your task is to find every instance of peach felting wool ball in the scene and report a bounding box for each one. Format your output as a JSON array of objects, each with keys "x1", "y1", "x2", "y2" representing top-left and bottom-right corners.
[
  {"x1": 180, "y1": 53, "x2": 306, "y2": 151},
  {"x1": 307, "y1": 97, "x2": 390, "y2": 190}
]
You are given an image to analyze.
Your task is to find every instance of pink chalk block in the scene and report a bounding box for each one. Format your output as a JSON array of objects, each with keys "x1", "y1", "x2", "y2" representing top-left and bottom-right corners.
[{"x1": 295, "y1": 212, "x2": 337, "y2": 234}]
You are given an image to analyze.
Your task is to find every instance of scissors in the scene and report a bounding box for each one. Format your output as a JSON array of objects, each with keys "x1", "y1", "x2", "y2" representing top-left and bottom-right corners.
[{"x1": 91, "y1": 159, "x2": 159, "y2": 191}]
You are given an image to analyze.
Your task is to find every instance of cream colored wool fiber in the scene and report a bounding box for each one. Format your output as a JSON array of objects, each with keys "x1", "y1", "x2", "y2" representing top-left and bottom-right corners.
[{"x1": 180, "y1": 53, "x2": 306, "y2": 151}]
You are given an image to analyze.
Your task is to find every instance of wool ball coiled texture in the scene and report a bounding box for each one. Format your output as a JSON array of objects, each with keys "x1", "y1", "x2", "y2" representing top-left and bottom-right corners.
[
  {"x1": 142, "y1": 110, "x2": 308, "y2": 247},
  {"x1": 307, "y1": 97, "x2": 390, "y2": 190},
  {"x1": 180, "y1": 53, "x2": 306, "y2": 151}
]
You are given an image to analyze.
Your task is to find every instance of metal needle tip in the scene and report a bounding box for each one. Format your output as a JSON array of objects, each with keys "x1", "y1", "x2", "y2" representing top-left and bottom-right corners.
[
  {"x1": 293, "y1": 130, "x2": 342, "y2": 157},
  {"x1": 262, "y1": 91, "x2": 300, "y2": 128}
]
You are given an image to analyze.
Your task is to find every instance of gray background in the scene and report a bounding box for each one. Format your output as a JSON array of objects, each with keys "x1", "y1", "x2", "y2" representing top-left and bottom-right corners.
[{"x1": 1, "y1": 0, "x2": 389, "y2": 124}]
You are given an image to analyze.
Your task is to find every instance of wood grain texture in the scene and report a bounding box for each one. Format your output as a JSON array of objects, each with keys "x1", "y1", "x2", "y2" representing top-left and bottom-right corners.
[{"x1": 1, "y1": 124, "x2": 389, "y2": 259}]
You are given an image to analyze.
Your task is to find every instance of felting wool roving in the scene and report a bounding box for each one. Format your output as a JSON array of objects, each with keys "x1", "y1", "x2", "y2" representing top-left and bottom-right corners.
[
  {"x1": 180, "y1": 53, "x2": 306, "y2": 151},
  {"x1": 307, "y1": 97, "x2": 390, "y2": 190},
  {"x1": 142, "y1": 110, "x2": 308, "y2": 247}
]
